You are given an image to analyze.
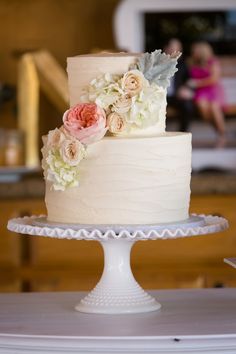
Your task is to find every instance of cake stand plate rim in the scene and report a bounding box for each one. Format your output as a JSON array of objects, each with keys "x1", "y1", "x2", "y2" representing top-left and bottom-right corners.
[
  {"x1": 7, "y1": 214, "x2": 229, "y2": 240},
  {"x1": 31, "y1": 215, "x2": 205, "y2": 231}
]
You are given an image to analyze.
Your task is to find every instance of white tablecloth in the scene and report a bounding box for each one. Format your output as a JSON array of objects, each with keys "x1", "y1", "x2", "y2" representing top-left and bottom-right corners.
[{"x1": 0, "y1": 288, "x2": 236, "y2": 353}]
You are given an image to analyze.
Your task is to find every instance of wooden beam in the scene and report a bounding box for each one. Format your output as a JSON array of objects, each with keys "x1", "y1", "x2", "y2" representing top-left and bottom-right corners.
[
  {"x1": 17, "y1": 54, "x2": 40, "y2": 167},
  {"x1": 32, "y1": 50, "x2": 69, "y2": 112}
]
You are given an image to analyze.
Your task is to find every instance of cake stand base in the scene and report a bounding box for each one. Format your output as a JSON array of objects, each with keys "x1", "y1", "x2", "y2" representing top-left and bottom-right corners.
[
  {"x1": 75, "y1": 240, "x2": 161, "y2": 314},
  {"x1": 7, "y1": 214, "x2": 229, "y2": 315}
]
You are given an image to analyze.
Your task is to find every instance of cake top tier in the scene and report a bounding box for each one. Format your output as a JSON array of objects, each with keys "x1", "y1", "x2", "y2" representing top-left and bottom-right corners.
[
  {"x1": 69, "y1": 52, "x2": 140, "y2": 57},
  {"x1": 66, "y1": 50, "x2": 181, "y2": 137}
]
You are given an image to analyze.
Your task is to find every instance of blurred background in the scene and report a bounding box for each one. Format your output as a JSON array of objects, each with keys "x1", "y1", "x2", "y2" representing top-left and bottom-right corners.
[{"x1": 0, "y1": 0, "x2": 236, "y2": 293}]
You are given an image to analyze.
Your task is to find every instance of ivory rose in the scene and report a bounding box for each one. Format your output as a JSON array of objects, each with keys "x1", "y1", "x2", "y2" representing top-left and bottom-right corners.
[
  {"x1": 113, "y1": 94, "x2": 132, "y2": 114},
  {"x1": 47, "y1": 127, "x2": 66, "y2": 148},
  {"x1": 121, "y1": 70, "x2": 146, "y2": 97},
  {"x1": 107, "y1": 112, "x2": 127, "y2": 134},
  {"x1": 63, "y1": 103, "x2": 107, "y2": 145},
  {"x1": 60, "y1": 139, "x2": 86, "y2": 166}
]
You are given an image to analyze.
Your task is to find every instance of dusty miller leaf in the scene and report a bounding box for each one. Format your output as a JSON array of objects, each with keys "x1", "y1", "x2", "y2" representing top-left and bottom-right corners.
[{"x1": 133, "y1": 50, "x2": 181, "y2": 88}]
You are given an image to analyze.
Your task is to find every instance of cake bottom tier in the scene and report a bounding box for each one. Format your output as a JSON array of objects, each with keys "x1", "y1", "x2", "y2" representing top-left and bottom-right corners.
[{"x1": 45, "y1": 132, "x2": 192, "y2": 224}]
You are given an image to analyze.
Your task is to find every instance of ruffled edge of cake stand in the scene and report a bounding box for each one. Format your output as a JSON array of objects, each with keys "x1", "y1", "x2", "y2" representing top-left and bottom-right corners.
[{"x1": 7, "y1": 214, "x2": 229, "y2": 240}]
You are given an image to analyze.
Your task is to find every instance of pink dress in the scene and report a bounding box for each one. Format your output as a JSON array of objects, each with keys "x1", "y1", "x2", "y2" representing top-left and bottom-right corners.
[{"x1": 190, "y1": 58, "x2": 225, "y2": 107}]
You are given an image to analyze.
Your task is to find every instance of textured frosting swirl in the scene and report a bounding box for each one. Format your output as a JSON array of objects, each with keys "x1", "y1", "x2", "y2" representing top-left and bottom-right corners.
[{"x1": 45, "y1": 132, "x2": 192, "y2": 225}]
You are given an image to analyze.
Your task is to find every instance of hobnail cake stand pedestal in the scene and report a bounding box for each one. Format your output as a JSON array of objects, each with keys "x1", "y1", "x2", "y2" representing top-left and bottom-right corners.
[{"x1": 7, "y1": 214, "x2": 228, "y2": 315}]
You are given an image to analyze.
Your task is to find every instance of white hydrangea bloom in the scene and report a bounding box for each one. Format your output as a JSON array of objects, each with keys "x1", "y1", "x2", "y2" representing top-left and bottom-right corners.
[
  {"x1": 41, "y1": 128, "x2": 86, "y2": 191},
  {"x1": 124, "y1": 83, "x2": 165, "y2": 128},
  {"x1": 45, "y1": 149, "x2": 81, "y2": 191},
  {"x1": 81, "y1": 74, "x2": 123, "y2": 110}
]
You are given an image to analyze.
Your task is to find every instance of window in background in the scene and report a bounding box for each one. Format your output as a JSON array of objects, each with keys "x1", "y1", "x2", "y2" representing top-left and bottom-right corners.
[{"x1": 145, "y1": 10, "x2": 236, "y2": 55}]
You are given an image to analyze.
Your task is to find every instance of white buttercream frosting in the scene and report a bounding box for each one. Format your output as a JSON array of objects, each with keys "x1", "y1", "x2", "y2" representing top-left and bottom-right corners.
[{"x1": 46, "y1": 132, "x2": 192, "y2": 225}]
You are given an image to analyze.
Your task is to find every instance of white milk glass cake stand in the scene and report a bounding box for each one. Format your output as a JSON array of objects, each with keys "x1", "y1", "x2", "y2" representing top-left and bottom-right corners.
[{"x1": 7, "y1": 214, "x2": 228, "y2": 315}]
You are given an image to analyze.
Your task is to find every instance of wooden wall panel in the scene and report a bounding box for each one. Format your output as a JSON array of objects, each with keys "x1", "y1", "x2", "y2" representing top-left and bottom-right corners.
[
  {"x1": 132, "y1": 195, "x2": 236, "y2": 268},
  {"x1": 0, "y1": 0, "x2": 118, "y2": 84},
  {"x1": 0, "y1": 0, "x2": 119, "y2": 130},
  {"x1": 0, "y1": 199, "x2": 46, "y2": 266}
]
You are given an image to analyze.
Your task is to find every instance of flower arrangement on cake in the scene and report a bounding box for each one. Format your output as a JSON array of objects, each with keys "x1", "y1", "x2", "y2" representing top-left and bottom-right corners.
[{"x1": 42, "y1": 50, "x2": 181, "y2": 191}]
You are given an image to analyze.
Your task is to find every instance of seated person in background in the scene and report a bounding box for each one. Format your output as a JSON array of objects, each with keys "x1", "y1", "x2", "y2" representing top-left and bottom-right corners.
[
  {"x1": 0, "y1": 82, "x2": 15, "y2": 107},
  {"x1": 188, "y1": 41, "x2": 226, "y2": 148},
  {"x1": 165, "y1": 38, "x2": 193, "y2": 132}
]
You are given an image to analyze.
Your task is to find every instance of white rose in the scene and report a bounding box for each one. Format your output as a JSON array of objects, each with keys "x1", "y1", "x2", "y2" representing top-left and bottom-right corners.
[
  {"x1": 60, "y1": 139, "x2": 86, "y2": 166},
  {"x1": 113, "y1": 94, "x2": 132, "y2": 114},
  {"x1": 107, "y1": 112, "x2": 127, "y2": 134}
]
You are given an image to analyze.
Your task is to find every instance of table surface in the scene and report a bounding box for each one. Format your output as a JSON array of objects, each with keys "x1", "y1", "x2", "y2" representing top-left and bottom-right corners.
[{"x1": 0, "y1": 288, "x2": 236, "y2": 353}]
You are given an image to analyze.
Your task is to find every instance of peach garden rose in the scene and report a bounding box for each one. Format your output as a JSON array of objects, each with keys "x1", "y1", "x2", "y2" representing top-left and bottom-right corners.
[
  {"x1": 63, "y1": 103, "x2": 107, "y2": 145},
  {"x1": 121, "y1": 70, "x2": 146, "y2": 97},
  {"x1": 60, "y1": 138, "x2": 85, "y2": 167},
  {"x1": 107, "y1": 112, "x2": 127, "y2": 134}
]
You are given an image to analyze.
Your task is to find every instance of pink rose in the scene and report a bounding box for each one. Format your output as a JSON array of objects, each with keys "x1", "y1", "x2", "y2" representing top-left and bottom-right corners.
[{"x1": 63, "y1": 103, "x2": 107, "y2": 145}]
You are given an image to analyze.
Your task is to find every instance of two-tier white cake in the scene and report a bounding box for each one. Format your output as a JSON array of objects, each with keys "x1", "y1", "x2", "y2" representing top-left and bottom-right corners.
[{"x1": 42, "y1": 51, "x2": 192, "y2": 225}]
